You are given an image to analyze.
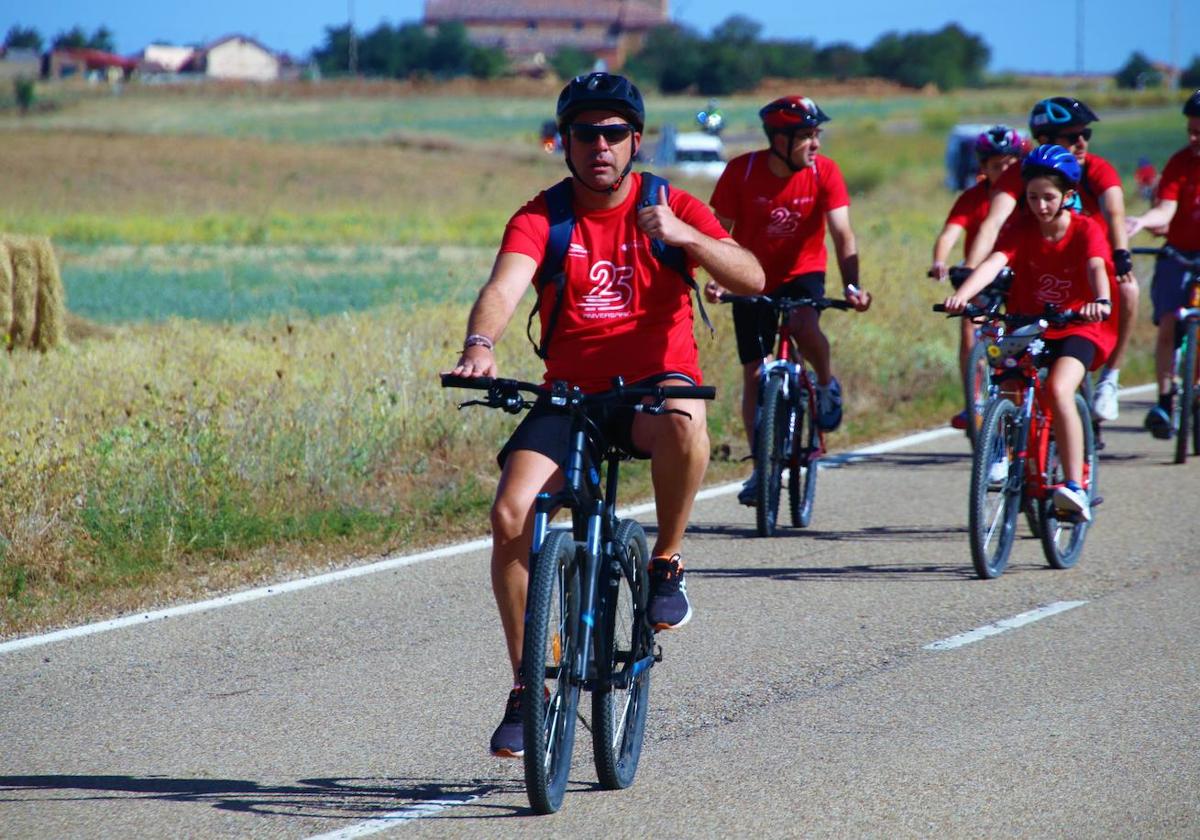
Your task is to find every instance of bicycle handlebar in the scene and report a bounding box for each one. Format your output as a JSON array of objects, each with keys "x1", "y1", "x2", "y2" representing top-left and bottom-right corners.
[
  {"x1": 716, "y1": 293, "x2": 854, "y2": 312},
  {"x1": 440, "y1": 374, "x2": 716, "y2": 404},
  {"x1": 1132, "y1": 244, "x2": 1200, "y2": 270},
  {"x1": 931, "y1": 303, "x2": 1095, "y2": 327}
]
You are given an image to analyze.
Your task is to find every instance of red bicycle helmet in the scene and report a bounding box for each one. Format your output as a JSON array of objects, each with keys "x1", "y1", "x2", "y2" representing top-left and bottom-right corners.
[{"x1": 759, "y1": 96, "x2": 831, "y2": 133}]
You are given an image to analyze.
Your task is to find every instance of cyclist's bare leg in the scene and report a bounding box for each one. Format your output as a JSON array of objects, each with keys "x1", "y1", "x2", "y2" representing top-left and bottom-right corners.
[
  {"x1": 959, "y1": 317, "x2": 976, "y2": 380},
  {"x1": 1046, "y1": 356, "x2": 1087, "y2": 484},
  {"x1": 789, "y1": 308, "x2": 832, "y2": 384},
  {"x1": 1155, "y1": 313, "x2": 1180, "y2": 397},
  {"x1": 1107, "y1": 280, "x2": 1139, "y2": 370},
  {"x1": 490, "y1": 449, "x2": 563, "y2": 681},
  {"x1": 631, "y1": 385, "x2": 710, "y2": 558}
]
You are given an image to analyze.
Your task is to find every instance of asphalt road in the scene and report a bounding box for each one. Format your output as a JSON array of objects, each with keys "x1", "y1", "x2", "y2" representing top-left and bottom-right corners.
[{"x1": 2, "y1": 393, "x2": 1198, "y2": 839}]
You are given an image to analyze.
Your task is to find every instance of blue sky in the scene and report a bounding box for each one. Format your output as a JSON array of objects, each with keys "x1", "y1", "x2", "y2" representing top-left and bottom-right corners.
[{"x1": 4, "y1": 0, "x2": 1196, "y2": 75}]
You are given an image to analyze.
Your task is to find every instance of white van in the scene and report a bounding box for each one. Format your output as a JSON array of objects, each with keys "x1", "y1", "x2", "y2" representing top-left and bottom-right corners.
[{"x1": 654, "y1": 126, "x2": 727, "y2": 179}]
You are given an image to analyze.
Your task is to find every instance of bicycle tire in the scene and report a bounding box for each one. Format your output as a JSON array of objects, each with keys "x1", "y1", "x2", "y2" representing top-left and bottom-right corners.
[
  {"x1": 1022, "y1": 496, "x2": 1043, "y2": 540},
  {"x1": 1040, "y1": 394, "x2": 1095, "y2": 570},
  {"x1": 969, "y1": 398, "x2": 1022, "y2": 579},
  {"x1": 1177, "y1": 320, "x2": 1197, "y2": 464},
  {"x1": 755, "y1": 374, "x2": 787, "y2": 537},
  {"x1": 964, "y1": 340, "x2": 990, "y2": 446},
  {"x1": 789, "y1": 378, "x2": 819, "y2": 527},
  {"x1": 522, "y1": 529, "x2": 581, "y2": 815},
  {"x1": 592, "y1": 519, "x2": 651, "y2": 790}
]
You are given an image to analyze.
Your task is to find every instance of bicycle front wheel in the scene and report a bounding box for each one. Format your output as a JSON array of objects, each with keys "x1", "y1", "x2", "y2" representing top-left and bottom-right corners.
[
  {"x1": 522, "y1": 529, "x2": 581, "y2": 814},
  {"x1": 789, "y1": 379, "x2": 819, "y2": 527},
  {"x1": 1177, "y1": 319, "x2": 1198, "y2": 464},
  {"x1": 964, "y1": 340, "x2": 990, "y2": 446},
  {"x1": 1040, "y1": 394, "x2": 1096, "y2": 569},
  {"x1": 592, "y1": 519, "x2": 651, "y2": 790},
  {"x1": 755, "y1": 374, "x2": 787, "y2": 537},
  {"x1": 969, "y1": 398, "x2": 1022, "y2": 579}
]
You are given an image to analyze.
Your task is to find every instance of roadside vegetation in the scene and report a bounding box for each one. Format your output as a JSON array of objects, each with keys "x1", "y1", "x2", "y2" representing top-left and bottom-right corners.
[{"x1": 0, "y1": 83, "x2": 1180, "y2": 635}]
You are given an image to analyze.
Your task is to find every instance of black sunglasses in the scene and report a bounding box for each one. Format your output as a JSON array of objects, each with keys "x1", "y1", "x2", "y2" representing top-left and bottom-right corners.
[
  {"x1": 1054, "y1": 127, "x2": 1092, "y2": 144},
  {"x1": 568, "y1": 123, "x2": 634, "y2": 144}
]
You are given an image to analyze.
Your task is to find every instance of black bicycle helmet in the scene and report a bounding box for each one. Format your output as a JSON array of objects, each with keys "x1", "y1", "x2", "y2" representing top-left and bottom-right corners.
[
  {"x1": 1029, "y1": 96, "x2": 1100, "y2": 137},
  {"x1": 556, "y1": 72, "x2": 645, "y2": 132},
  {"x1": 1183, "y1": 89, "x2": 1200, "y2": 117}
]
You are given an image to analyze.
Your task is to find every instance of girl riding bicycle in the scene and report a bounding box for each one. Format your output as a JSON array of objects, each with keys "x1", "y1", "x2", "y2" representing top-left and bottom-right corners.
[
  {"x1": 944, "y1": 144, "x2": 1116, "y2": 521},
  {"x1": 929, "y1": 125, "x2": 1024, "y2": 429}
]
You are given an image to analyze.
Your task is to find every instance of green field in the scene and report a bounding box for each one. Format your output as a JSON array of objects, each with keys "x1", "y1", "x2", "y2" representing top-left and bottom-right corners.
[{"x1": 0, "y1": 81, "x2": 1189, "y2": 635}]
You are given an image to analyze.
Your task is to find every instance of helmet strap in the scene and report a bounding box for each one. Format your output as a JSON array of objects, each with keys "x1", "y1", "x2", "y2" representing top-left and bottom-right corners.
[{"x1": 768, "y1": 131, "x2": 806, "y2": 172}]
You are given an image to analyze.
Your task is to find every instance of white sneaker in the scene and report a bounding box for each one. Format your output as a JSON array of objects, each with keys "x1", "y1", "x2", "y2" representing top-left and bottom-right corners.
[
  {"x1": 1093, "y1": 372, "x2": 1119, "y2": 422},
  {"x1": 1052, "y1": 482, "x2": 1092, "y2": 522},
  {"x1": 988, "y1": 454, "x2": 1008, "y2": 484}
]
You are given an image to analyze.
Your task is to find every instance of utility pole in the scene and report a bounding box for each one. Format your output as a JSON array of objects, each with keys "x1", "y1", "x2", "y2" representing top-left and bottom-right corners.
[
  {"x1": 1075, "y1": 0, "x2": 1084, "y2": 75},
  {"x1": 348, "y1": 0, "x2": 358, "y2": 75},
  {"x1": 1169, "y1": 0, "x2": 1180, "y2": 88}
]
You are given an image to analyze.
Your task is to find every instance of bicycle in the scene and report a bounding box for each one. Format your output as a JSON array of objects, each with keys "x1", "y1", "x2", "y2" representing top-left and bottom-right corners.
[
  {"x1": 943, "y1": 266, "x2": 1012, "y2": 447},
  {"x1": 718, "y1": 293, "x2": 853, "y2": 536},
  {"x1": 441, "y1": 373, "x2": 715, "y2": 814},
  {"x1": 1132, "y1": 245, "x2": 1200, "y2": 464},
  {"x1": 932, "y1": 304, "x2": 1101, "y2": 579}
]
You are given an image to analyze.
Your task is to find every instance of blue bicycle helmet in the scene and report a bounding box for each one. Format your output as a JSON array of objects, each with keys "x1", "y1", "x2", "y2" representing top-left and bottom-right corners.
[
  {"x1": 1184, "y1": 90, "x2": 1200, "y2": 118},
  {"x1": 556, "y1": 72, "x2": 645, "y2": 132},
  {"x1": 1029, "y1": 96, "x2": 1099, "y2": 136},
  {"x1": 1021, "y1": 143, "x2": 1082, "y2": 185}
]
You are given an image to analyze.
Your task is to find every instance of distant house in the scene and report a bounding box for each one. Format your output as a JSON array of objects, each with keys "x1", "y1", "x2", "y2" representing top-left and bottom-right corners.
[
  {"x1": 423, "y1": 0, "x2": 669, "y2": 72},
  {"x1": 0, "y1": 47, "x2": 40, "y2": 81},
  {"x1": 47, "y1": 48, "x2": 137, "y2": 82},
  {"x1": 182, "y1": 35, "x2": 280, "y2": 81},
  {"x1": 139, "y1": 43, "x2": 197, "y2": 74}
]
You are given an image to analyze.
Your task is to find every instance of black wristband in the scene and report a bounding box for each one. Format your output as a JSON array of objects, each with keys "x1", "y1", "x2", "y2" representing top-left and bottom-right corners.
[
  {"x1": 1113, "y1": 248, "x2": 1133, "y2": 275},
  {"x1": 1093, "y1": 298, "x2": 1112, "y2": 307}
]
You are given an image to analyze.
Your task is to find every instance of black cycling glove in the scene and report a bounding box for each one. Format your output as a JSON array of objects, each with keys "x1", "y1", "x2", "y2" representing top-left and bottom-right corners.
[{"x1": 1113, "y1": 248, "x2": 1133, "y2": 276}]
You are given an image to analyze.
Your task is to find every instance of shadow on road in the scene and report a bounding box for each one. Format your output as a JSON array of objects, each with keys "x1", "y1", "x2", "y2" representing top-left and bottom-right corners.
[{"x1": 0, "y1": 774, "x2": 526, "y2": 821}]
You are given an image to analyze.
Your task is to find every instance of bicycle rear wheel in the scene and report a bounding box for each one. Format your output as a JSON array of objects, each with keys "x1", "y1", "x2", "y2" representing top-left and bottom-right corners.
[
  {"x1": 592, "y1": 519, "x2": 651, "y2": 790},
  {"x1": 755, "y1": 374, "x2": 787, "y2": 537},
  {"x1": 1177, "y1": 319, "x2": 1197, "y2": 464},
  {"x1": 969, "y1": 398, "x2": 1022, "y2": 579},
  {"x1": 1040, "y1": 394, "x2": 1095, "y2": 569},
  {"x1": 964, "y1": 340, "x2": 990, "y2": 446},
  {"x1": 522, "y1": 529, "x2": 581, "y2": 814},
  {"x1": 789, "y1": 379, "x2": 819, "y2": 528}
]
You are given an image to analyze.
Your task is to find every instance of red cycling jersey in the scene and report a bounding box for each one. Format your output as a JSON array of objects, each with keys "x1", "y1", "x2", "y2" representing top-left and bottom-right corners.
[
  {"x1": 994, "y1": 154, "x2": 1123, "y2": 241},
  {"x1": 1156, "y1": 147, "x2": 1200, "y2": 251},
  {"x1": 944, "y1": 180, "x2": 992, "y2": 259},
  {"x1": 709, "y1": 151, "x2": 850, "y2": 292},
  {"x1": 500, "y1": 172, "x2": 730, "y2": 393},
  {"x1": 995, "y1": 212, "x2": 1118, "y2": 368}
]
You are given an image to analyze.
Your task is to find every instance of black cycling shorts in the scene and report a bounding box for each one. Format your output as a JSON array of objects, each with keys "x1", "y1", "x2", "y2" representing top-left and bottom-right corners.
[
  {"x1": 732, "y1": 272, "x2": 825, "y2": 365},
  {"x1": 496, "y1": 372, "x2": 697, "y2": 470},
  {"x1": 1042, "y1": 335, "x2": 1098, "y2": 371}
]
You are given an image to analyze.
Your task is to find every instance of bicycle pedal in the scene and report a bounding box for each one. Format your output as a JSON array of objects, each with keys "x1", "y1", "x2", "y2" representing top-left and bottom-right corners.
[
  {"x1": 653, "y1": 644, "x2": 663, "y2": 663},
  {"x1": 1090, "y1": 495, "x2": 1104, "y2": 507}
]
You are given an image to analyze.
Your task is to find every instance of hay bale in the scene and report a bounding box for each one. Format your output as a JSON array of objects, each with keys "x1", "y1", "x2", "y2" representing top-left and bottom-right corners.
[
  {"x1": 7, "y1": 235, "x2": 37, "y2": 349},
  {"x1": 0, "y1": 238, "x2": 12, "y2": 347},
  {"x1": 30, "y1": 236, "x2": 64, "y2": 351}
]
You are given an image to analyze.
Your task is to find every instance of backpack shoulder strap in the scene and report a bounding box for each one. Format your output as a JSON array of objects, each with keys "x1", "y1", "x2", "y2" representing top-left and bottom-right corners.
[
  {"x1": 638, "y1": 171, "x2": 715, "y2": 337},
  {"x1": 526, "y1": 178, "x2": 575, "y2": 359}
]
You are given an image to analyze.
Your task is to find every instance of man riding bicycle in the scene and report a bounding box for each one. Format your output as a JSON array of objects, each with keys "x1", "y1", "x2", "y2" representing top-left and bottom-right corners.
[
  {"x1": 703, "y1": 95, "x2": 871, "y2": 505},
  {"x1": 1126, "y1": 90, "x2": 1200, "y2": 437},
  {"x1": 448, "y1": 72, "x2": 764, "y2": 758}
]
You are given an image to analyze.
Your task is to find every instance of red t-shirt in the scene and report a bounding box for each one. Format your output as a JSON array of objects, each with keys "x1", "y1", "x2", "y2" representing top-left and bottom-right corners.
[
  {"x1": 709, "y1": 151, "x2": 850, "y2": 292},
  {"x1": 944, "y1": 180, "x2": 992, "y2": 258},
  {"x1": 994, "y1": 154, "x2": 1122, "y2": 241},
  {"x1": 995, "y1": 213, "x2": 1118, "y2": 367},
  {"x1": 1156, "y1": 147, "x2": 1200, "y2": 251},
  {"x1": 500, "y1": 173, "x2": 730, "y2": 393}
]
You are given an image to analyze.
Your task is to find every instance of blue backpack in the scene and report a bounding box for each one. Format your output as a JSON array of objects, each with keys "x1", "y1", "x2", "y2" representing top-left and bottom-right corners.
[{"x1": 525, "y1": 172, "x2": 715, "y2": 359}]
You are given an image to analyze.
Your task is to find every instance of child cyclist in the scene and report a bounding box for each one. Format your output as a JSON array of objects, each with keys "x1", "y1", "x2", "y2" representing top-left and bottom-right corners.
[
  {"x1": 944, "y1": 145, "x2": 1116, "y2": 521},
  {"x1": 703, "y1": 95, "x2": 872, "y2": 505},
  {"x1": 929, "y1": 125, "x2": 1024, "y2": 429}
]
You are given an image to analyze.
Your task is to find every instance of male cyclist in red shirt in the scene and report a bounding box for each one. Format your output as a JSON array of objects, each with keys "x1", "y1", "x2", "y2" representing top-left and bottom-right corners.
[
  {"x1": 704, "y1": 95, "x2": 871, "y2": 505},
  {"x1": 449, "y1": 73, "x2": 764, "y2": 758},
  {"x1": 1126, "y1": 90, "x2": 1200, "y2": 437},
  {"x1": 967, "y1": 97, "x2": 1137, "y2": 424}
]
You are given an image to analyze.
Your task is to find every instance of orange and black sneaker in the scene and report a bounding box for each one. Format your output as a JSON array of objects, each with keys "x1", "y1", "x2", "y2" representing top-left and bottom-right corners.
[
  {"x1": 489, "y1": 688, "x2": 524, "y2": 758},
  {"x1": 648, "y1": 554, "x2": 692, "y2": 630}
]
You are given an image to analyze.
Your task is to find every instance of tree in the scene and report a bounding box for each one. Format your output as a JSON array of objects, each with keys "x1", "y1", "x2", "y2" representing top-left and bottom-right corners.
[
  {"x1": 52, "y1": 26, "x2": 89, "y2": 50},
  {"x1": 1115, "y1": 51, "x2": 1163, "y2": 89},
  {"x1": 1181, "y1": 56, "x2": 1200, "y2": 89},
  {"x1": 88, "y1": 26, "x2": 115, "y2": 53},
  {"x1": 468, "y1": 44, "x2": 508, "y2": 79},
  {"x1": 865, "y1": 24, "x2": 988, "y2": 90},
  {"x1": 759, "y1": 39, "x2": 817, "y2": 79},
  {"x1": 4, "y1": 25, "x2": 43, "y2": 51},
  {"x1": 313, "y1": 24, "x2": 354, "y2": 74},
  {"x1": 695, "y1": 15, "x2": 763, "y2": 94},
  {"x1": 814, "y1": 43, "x2": 866, "y2": 80},
  {"x1": 625, "y1": 23, "x2": 704, "y2": 93},
  {"x1": 549, "y1": 46, "x2": 596, "y2": 81}
]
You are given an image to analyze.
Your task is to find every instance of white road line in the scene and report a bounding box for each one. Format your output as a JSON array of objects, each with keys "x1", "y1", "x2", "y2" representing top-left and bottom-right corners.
[
  {"x1": 4, "y1": 382, "x2": 1155, "y2": 656},
  {"x1": 303, "y1": 793, "x2": 486, "y2": 839},
  {"x1": 923, "y1": 601, "x2": 1089, "y2": 651}
]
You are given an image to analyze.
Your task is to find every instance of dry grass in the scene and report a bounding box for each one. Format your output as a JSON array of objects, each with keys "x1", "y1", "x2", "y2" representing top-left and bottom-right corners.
[{"x1": 1, "y1": 234, "x2": 66, "y2": 350}]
